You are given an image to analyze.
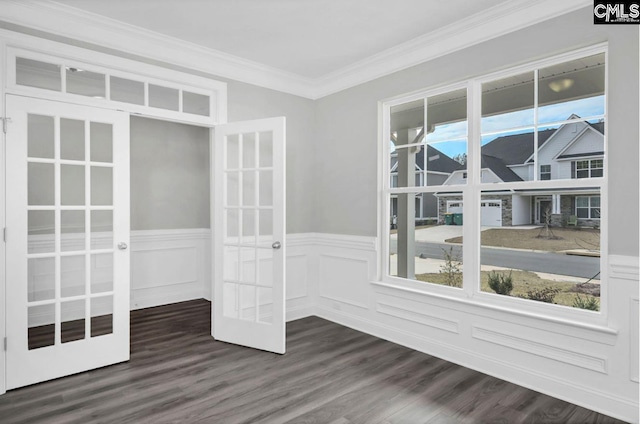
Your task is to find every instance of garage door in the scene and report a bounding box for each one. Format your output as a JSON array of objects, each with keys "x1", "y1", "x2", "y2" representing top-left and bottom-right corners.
[{"x1": 481, "y1": 200, "x2": 502, "y2": 227}]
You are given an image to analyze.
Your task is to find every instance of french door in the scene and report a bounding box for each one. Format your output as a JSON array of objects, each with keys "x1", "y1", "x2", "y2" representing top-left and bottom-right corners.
[
  {"x1": 213, "y1": 117, "x2": 286, "y2": 354},
  {"x1": 5, "y1": 95, "x2": 130, "y2": 389}
]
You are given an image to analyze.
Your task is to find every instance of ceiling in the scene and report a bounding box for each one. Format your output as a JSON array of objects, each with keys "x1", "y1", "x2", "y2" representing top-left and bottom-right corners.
[
  {"x1": 0, "y1": 0, "x2": 591, "y2": 98},
  {"x1": 52, "y1": 0, "x2": 510, "y2": 79}
]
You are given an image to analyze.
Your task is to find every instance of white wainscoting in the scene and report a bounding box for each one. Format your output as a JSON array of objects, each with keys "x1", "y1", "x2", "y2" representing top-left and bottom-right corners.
[
  {"x1": 309, "y1": 233, "x2": 639, "y2": 424},
  {"x1": 131, "y1": 229, "x2": 314, "y2": 320}
]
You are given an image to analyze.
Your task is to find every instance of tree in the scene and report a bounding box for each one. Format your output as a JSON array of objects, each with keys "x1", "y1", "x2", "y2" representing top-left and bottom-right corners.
[{"x1": 452, "y1": 153, "x2": 467, "y2": 165}]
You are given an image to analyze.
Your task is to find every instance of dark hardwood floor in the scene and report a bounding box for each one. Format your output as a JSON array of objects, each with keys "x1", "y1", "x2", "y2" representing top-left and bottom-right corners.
[{"x1": 0, "y1": 299, "x2": 627, "y2": 423}]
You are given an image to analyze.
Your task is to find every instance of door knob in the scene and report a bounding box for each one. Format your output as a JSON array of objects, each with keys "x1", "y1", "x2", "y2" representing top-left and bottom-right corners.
[
  {"x1": 118, "y1": 242, "x2": 128, "y2": 250},
  {"x1": 272, "y1": 241, "x2": 281, "y2": 250}
]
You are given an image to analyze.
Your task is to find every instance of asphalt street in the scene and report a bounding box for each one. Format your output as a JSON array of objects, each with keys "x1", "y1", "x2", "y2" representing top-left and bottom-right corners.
[{"x1": 389, "y1": 240, "x2": 600, "y2": 280}]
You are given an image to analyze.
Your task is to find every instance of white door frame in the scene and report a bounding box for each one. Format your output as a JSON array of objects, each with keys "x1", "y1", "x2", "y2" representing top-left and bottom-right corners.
[{"x1": 0, "y1": 32, "x2": 229, "y2": 395}]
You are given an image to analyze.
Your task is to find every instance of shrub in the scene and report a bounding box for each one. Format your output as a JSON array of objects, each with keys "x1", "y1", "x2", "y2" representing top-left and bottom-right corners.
[
  {"x1": 487, "y1": 270, "x2": 513, "y2": 295},
  {"x1": 439, "y1": 247, "x2": 462, "y2": 288},
  {"x1": 573, "y1": 294, "x2": 600, "y2": 311},
  {"x1": 519, "y1": 287, "x2": 560, "y2": 303}
]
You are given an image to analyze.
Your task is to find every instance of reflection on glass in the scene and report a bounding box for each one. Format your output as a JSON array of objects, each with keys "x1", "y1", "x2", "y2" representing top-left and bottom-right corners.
[
  {"x1": 91, "y1": 210, "x2": 113, "y2": 250},
  {"x1": 257, "y1": 249, "x2": 273, "y2": 287},
  {"x1": 243, "y1": 133, "x2": 256, "y2": 168},
  {"x1": 61, "y1": 300, "x2": 85, "y2": 343},
  {"x1": 223, "y1": 247, "x2": 239, "y2": 281},
  {"x1": 259, "y1": 209, "x2": 273, "y2": 238},
  {"x1": 17, "y1": 58, "x2": 61, "y2": 91},
  {"x1": 61, "y1": 255, "x2": 85, "y2": 297},
  {"x1": 149, "y1": 84, "x2": 179, "y2": 111},
  {"x1": 91, "y1": 296, "x2": 113, "y2": 337},
  {"x1": 538, "y1": 53, "x2": 605, "y2": 125},
  {"x1": 227, "y1": 135, "x2": 240, "y2": 169},
  {"x1": 91, "y1": 122, "x2": 113, "y2": 163},
  {"x1": 183, "y1": 91, "x2": 210, "y2": 116},
  {"x1": 61, "y1": 165, "x2": 85, "y2": 206},
  {"x1": 226, "y1": 209, "x2": 239, "y2": 239},
  {"x1": 28, "y1": 115, "x2": 55, "y2": 159},
  {"x1": 388, "y1": 193, "x2": 463, "y2": 289},
  {"x1": 257, "y1": 287, "x2": 273, "y2": 324},
  {"x1": 259, "y1": 171, "x2": 273, "y2": 207},
  {"x1": 479, "y1": 188, "x2": 601, "y2": 311},
  {"x1": 28, "y1": 257, "x2": 55, "y2": 301},
  {"x1": 482, "y1": 71, "x2": 534, "y2": 134},
  {"x1": 110, "y1": 76, "x2": 145, "y2": 105},
  {"x1": 240, "y1": 285, "x2": 256, "y2": 321},
  {"x1": 243, "y1": 171, "x2": 256, "y2": 206},
  {"x1": 226, "y1": 172, "x2": 239, "y2": 206},
  {"x1": 242, "y1": 209, "x2": 256, "y2": 244},
  {"x1": 239, "y1": 248, "x2": 256, "y2": 284},
  {"x1": 91, "y1": 166, "x2": 113, "y2": 206},
  {"x1": 61, "y1": 210, "x2": 85, "y2": 252},
  {"x1": 223, "y1": 282, "x2": 239, "y2": 318},
  {"x1": 28, "y1": 304, "x2": 55, "y2": 350},
  {"x1": 91, "y1": 253, "x2": 114, "y2": 294},
  {"x1": 66, "y1": 68, "x2": 105, "y2": 98},
  {"x1": 28, "y1": 163, "x2": 55, "y2": 206},
  {"x1": 258, "y1": 131, "x2": 273, "y2": 168},
  {"x1": 28, "y1": 210, "x2": 55, "y2": 254},
  {"x1": 61, "y1": 118, "x2": 85, "y2": 161}
]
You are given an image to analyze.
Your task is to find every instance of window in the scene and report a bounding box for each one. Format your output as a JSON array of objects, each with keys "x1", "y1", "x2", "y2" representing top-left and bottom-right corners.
[
  {"x1": 576, "y1": 196, "x2": 601, "y2": 219},
  {"x1": 383, "y1": 46, "x2": 606, "y2": 316},
  {"x1": 540, "y1": 165, "x2": 551, "y2": 180},
  {"x1": 575, "y1": 159, "x2": 603, "y2": 178}
]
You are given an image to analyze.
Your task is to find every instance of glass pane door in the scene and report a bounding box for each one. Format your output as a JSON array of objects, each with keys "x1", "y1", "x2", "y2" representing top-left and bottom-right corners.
[
  {"x1": 6, "y1": 95, "x2": 130, "y2": 389},
  {"x1": 214, "y1": 117, "x2": 285, "y2": 354}
]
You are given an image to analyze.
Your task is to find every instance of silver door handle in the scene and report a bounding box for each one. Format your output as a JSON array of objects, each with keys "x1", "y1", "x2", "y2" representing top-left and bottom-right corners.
[
  {"x1": 118, "y1": 242, "x2": 128, "y2": 250},
  {"x1": 272, "y1": 241, "x2": 281, "y2": 250}
]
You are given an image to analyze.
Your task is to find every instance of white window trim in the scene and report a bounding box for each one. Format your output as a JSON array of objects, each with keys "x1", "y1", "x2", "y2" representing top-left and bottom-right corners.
[
  {"x1": 1, "y1": 30, "x2": 228, "y2": 126},
  {"x1": 574, "y1": 159, "x2": 604, "y2": 179},
  {"x1": 378, "y1": 43, "x2": 608, "y2": 327}
]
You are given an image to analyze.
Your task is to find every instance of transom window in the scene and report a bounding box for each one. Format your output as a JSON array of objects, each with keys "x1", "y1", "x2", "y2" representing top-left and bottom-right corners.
[{"x1": 382, "y1": 45, "x2": 606, "y2": 318}]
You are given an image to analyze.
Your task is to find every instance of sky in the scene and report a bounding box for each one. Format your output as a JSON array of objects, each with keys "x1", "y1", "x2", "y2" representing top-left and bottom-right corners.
[{"x1": 391, "y1": 95, "x2": 605, "y2": 159}]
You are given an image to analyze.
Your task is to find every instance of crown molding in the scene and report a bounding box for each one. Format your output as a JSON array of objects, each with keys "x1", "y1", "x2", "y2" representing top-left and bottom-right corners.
[{"x1": 0, "y1": 0, "x2": 591, "y2": 100}]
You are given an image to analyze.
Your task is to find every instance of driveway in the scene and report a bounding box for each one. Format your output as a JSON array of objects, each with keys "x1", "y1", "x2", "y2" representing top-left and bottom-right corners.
[{"x1": 391, "y1": 225, "x2": 487, "y2": 243}]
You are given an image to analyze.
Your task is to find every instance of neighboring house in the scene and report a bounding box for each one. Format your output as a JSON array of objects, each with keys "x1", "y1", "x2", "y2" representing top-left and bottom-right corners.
[
  {"x1": 440, "y1": 115, "x2": 603, "y2": 227},
  {"x1": 393, "y1": 116, "x2": 604, "y2": 227},
  {"x1": 390, "y1": 144, "x2": 461, "y2": 222}
]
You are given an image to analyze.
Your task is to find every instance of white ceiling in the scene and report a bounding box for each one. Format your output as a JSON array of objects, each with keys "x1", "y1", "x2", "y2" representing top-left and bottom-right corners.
[{"x1": 52, "y1": 0, "x2": 509, "y2": 79}]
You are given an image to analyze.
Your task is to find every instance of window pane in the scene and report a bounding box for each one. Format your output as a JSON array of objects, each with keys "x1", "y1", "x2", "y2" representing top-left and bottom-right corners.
[
  {"x1": 538, "y1": 53, "x2": 605, "y2": 125},
  {"x1": 28, "y1": 257, "x2": 55, "y2": 302},
  {"x1": 28, "y1": 210, "x2": 55, "y2": 254},
  {"x1": 91, "y1": 166, "x2": 113, "y2": 206},
  {"x1": 480, "y1": 129, "x2": 532, "y2": 183},
  {"x1": 60, "y1": 118, "x2": 85, "y2": 161},
  {"x1": 482, "y1": 71, "x2": 534, "y2": 133},
  {"x1": 17, "y1": 58, "x2": 61, "y2": 91},
  {"x1": 61, "y1": 210, "x2": 85, "y2": 252},
  {"x1": 28, "y1": 304, "x2": 55, "y2": 350},
  {"x1": 425, "y1": 88, "x2": 467, "y2": 185},
  {"x1": 91, "y1": 122, "x2": 113, "y2": 163},
  {"x1": 389, "y1": 192, "x2": 463, "y2": 289},
  {"x1": 61, "y1": 255, "x2": 86, "y2": 298},
  {"x1": 183, "y1": 91, "x2": 210, "y2": 116},
  {"x1": 28, "y1": 115, "x2": 55, "y2": 159},
  {"x1": 91, "y1": 296, "x2": 113, "y2": 337},
  {"x1": 61, "y1": 300, "x2": 85, "y2": 343},
  {"x1": 66, "y1": 68, "x2": 106, "y2": 98},
  {"x1": 61, "y1": 165, "x2": 85, "y2": 206},
  {"x1": 110, "y1": 76, "x2": 144, "y2": 105},
  {"x1": 149, "y1": 84, "x2": 179, "y2": 111},
  {"x1": 28, "y1": 163, "x2": 55, "y2": 206},
  {"x1": 480, "y1": 188, "x2": 601, "y2": 311}
]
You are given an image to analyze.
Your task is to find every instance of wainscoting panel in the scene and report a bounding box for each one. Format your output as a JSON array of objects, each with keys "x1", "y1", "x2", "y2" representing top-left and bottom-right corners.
[{"x1": 310, "y1": 233, "x2": 639, "y2": 424}]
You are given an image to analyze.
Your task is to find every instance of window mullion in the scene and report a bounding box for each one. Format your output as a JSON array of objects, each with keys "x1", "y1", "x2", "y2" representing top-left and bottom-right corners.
[{"x1": 464, "y1": 80, "x2": 481, "y2": 298}]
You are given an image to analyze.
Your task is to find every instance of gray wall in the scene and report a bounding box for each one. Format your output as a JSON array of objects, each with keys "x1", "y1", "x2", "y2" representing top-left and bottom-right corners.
[
  {"x1": 313, "y1": 7, "x2": 639, "y2": 256},
  {"x1": 130, "y1": 117, "x2": 210, "y2": 231},
  {"x1": 224, "y1": 80, "x2": 316, "y2": 234}
]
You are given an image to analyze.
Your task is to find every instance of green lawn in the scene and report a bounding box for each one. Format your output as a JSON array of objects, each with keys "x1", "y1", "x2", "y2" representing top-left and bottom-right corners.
[{"x1": 416, "y1": 270, "x2": 600, "y2": 310}]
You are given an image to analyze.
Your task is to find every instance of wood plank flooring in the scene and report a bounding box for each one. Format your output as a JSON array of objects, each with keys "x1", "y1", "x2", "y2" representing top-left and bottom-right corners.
[{"x1": 0, "y1": 299, "x2": 628, "y2": 423}]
